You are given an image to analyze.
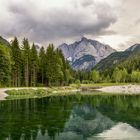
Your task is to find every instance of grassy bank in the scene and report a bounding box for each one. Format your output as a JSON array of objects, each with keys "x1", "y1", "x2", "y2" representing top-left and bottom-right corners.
[{"x1": 5, "y1": 86, "x2": 80, "y2": 100}]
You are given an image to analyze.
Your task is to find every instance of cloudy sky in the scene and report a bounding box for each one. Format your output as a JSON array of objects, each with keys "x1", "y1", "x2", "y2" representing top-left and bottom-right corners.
[{"x1": 0, "y1": 0, "x2": 140, "y2": 50}]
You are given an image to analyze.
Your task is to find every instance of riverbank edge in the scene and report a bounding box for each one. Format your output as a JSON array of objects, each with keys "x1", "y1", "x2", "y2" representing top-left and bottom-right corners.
[
  {"x1": 1, "y1": 84, "x2": 140, "y2": 100},
  {"x1": 96, "y1": 84, "x2": 140, "y2": 94},
  {"x1": 0, "y1": 87, "x2": 81, "y2": 100}
]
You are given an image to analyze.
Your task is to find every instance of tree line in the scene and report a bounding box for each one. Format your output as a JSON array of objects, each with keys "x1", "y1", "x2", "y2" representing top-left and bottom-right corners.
[
  {"x1": 0, "y1": 37, "x2": 73, "y2": 87},
  {"x1": 74, "y1": 68, "x2": 140, "y2": 84}
]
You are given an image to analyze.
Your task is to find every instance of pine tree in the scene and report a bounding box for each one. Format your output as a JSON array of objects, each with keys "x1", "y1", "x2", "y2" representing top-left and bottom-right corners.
[
  {"x1": 39, "y1": 46, "x2": 46, "y2": 85},
  {"x1": 22, "y1": 38, "x2": 30, "y2": 87},
  {"x1": 10, "y1": 37, "x2": 22, "y2": 87},
  {"x1": 30, "y1": 43, "x2": 38, "y2": 86},
  {"x1": 45, "y1": 44, "x2": 54, "y2": 86},
  {"x1": 121, "y1": 68, "x2": 128, "y2": 83},
  {"x1": 55, "y1": 49, "x2": 64, "y2": 85},
  {"x1": 90, "y1": 70, "x2": 100, "y2": 83},
  {"x1": 112, "y1": 67, "x2": 122, "y2": 83},
  {"x1": 46, "y1": 44, "x2": 64, "y2": 86}
]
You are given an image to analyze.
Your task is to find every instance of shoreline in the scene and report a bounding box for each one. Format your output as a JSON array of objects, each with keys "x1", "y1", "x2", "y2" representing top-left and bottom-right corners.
[
  {"x1": 96, "y1": 84, "x2": 140, "y2": 94},
  {"x1": 1, "y1": 84, "x2": 140, "y2": 100},
  {"x1": 0, "y1": 88, "x2": 9, "y2": 100},
  {"x1": 0, "y1": 87, "x2": 81, "y2": 100},
  {"x1": 0, "y1": 87, "x2": 49, "y2": 100}
]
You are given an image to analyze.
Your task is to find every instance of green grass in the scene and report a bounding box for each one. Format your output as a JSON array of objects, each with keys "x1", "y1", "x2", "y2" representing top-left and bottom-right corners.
[{"x1": 5, "y1": 87, "x2": 79, "y2": 100}]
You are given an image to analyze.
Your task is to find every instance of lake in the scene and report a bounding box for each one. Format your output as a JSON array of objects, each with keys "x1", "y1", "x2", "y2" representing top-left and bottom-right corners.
[{"x1": 0, "y1": 94, "x2": 140, "y2": 140}]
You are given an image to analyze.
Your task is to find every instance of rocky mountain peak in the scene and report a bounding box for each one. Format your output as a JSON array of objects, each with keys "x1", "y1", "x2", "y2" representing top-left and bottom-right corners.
[
  {"x1": 58, "y1": 37, "x2": 116, "y2": 70},
  {"x1": 81, "y1": 36, "x2": 88, "y2": 42}
]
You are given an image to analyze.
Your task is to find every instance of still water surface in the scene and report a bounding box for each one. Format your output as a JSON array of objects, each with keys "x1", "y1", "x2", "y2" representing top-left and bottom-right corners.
[{"x1": 0, "y1": 94, "x2": 140, "y2": 140}]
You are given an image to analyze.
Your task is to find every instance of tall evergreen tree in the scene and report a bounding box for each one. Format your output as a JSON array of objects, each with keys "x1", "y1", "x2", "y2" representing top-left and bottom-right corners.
[
  {"x1": 56, "y1": 49, "x2": 73, "y2": 85},
  {"x1": 121, "y1": 68, "x2": 128, "y2": 82},
  {"x1": 30, "y1": 43, "x2": 38, "y2": 86},
  {"x1": 112, "y1": 67, "x2": 122, "y2": 83},
  {"x1": 22, "y1": 38, "x2": 30, "y2": 87},
  {"x1": 11, "y1": 37, "x2": 22, "y2": 87},
  {"x1": 46, "y1": 44, "x2": 64, "y2": 86},
  {"x1": 39, "y1": 46, "x2": 46, "y2": 85},
  {"x1": 90, "y1": 70, "x2": 100, "y2": 83}
]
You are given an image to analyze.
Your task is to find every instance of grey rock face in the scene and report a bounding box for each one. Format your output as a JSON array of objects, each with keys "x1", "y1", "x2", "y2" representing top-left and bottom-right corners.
[{"x1": 58, "y1": 37, "x2": 116, "y2": 70}]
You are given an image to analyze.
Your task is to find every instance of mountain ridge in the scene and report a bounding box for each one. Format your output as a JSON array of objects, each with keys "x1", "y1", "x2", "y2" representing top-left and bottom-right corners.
[
  {"x1": 58, "y1": 37, "x2": 116, "y2": 70},
  {"x1": 94, "y1": 43, "x2": 140, "y2": 71},
  {"x1": 0, "y1": 36, "x2": 10, "y2": 47}
]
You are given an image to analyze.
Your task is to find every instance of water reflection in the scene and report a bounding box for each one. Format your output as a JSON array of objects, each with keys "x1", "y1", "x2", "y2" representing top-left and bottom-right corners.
[
  {"x1": 0, "y1": 94, "x2": 140, "y2": 140},
  {"x1": 95, "y1": 123, "x2": 140, "y2": 140}
]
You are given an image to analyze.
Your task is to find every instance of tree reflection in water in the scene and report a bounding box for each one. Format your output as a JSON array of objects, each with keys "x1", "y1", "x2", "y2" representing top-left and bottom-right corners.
[{"x1": 0, "y1": 94, "x2": 140, "y2": 140}]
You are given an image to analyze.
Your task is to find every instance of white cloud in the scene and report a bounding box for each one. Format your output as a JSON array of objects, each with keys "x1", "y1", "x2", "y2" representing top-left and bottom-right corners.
[{"x1": 96, "y1": 35, "x2": 133, "y2": 51}]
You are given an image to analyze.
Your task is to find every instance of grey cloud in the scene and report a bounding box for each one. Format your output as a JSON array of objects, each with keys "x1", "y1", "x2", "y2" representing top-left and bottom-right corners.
[
  {"x1": 81, "y1": 0, "x2": 94, "y2": 7},
  {"x1": 0, "y1": 0, "x2": 117, "y2": 44}
]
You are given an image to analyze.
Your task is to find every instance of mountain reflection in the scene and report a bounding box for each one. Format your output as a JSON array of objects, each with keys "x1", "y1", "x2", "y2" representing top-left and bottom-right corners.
[{"x1": 0, "y1": 94, "x2": 140, "y2": 140}]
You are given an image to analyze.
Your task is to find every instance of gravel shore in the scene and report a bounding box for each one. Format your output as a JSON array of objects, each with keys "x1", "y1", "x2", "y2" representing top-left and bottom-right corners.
[
  {"x1": 97, "y1": 84, "x2": 140, "y2": 94},
  {"x1": 0, "y1": 88, "x2": 9, "y2": 100}
]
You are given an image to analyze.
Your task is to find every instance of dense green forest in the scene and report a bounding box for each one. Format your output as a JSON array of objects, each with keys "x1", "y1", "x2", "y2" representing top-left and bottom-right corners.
[{"x1": 0, "y1": 37, "x2": 75, "y2": 87}]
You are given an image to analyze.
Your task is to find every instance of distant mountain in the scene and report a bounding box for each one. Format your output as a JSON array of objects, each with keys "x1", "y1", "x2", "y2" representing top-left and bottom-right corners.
[
  {"x1": 94, "y1": 44, "x2": 140, "y2": 71},
  {"x1": 34, "y1": 44, "x2": 41, "y2": 52},
  {"x1": 125, "y1": 44, "x2": 140, "y2": 52},
  {"x1": 0, "y1": 36, "x2": 10, "y2": 47},
  {"x1": 0, "y1": 36, "x2": 41, "y2": 52},
  {"x1": 94, "y1": 51, "x2": 131, "y2": 71},
  {"x1": 58, "y1": 37, "x2": 116, "y2": 70}
]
